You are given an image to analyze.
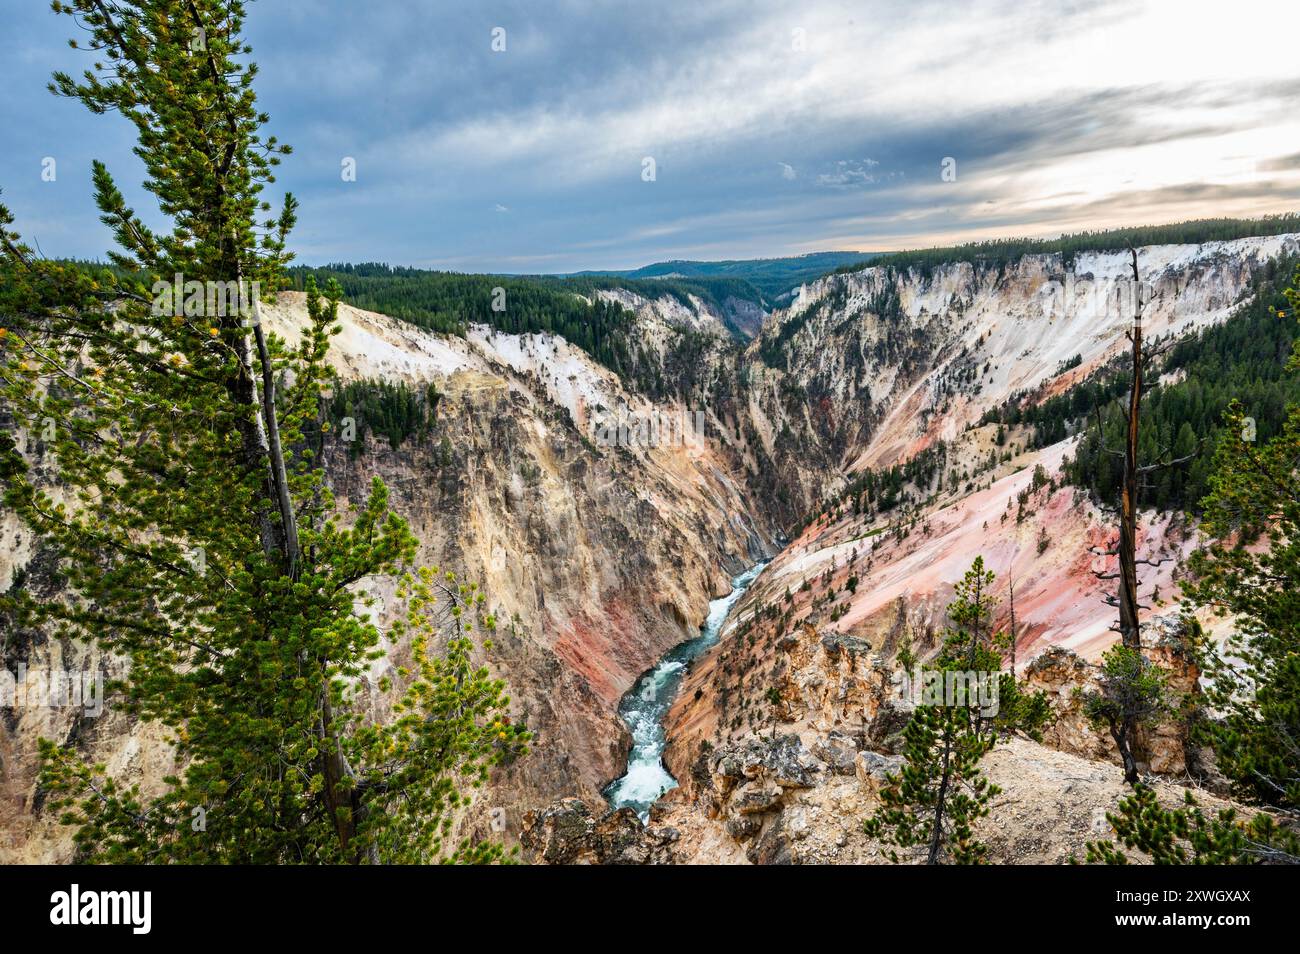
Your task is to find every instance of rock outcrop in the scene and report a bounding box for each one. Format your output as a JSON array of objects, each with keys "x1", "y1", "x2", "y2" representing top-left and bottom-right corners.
[
  {"x1": 520, "y1": 798, "x2": 679, "y2": 865},
  {"x1": 1022, "y1": 613, "x2": 1203, "y2": 776},
  {"x1": 650, "y1": 613, "x2": 1238, "y2": 865}
]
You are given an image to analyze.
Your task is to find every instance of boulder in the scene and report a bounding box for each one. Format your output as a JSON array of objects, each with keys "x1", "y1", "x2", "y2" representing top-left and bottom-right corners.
[
  {"x1": 812, "y1": 730, "x2": 861, "y2": 775},
  {"x1": 866, "y1": 697, "x2": 915, "y2": 753},
  {"x1": 734, "y1": 780, "x2": 784, "y2": 815},
  {"x1": 856, "y1": 750, "x2": 904, "y2": 793},
  {"x1": 710, "y1": 734, "x2": 820, "y2": 791}
]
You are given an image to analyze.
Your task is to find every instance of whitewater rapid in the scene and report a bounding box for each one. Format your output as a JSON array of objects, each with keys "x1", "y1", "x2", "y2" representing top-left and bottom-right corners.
[{"x1": 604, "y1": 562, "x2": 767, "y2": 819}]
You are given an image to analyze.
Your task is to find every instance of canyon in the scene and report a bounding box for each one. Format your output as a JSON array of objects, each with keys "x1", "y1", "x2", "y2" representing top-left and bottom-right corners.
[{"x1": 3, "y1": 232, "x2": 1296, "y2": 863}]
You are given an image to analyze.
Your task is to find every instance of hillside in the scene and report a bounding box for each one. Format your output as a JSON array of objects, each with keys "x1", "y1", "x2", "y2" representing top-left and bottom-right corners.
[{"x1": 4, "y1": 229, "x2": 1298, "y2": 865}]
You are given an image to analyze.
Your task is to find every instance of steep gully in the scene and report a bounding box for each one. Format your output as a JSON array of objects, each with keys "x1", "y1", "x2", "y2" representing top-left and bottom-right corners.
[
  {"x1": 605, "y1": 561, "x2": 768, "y2": 818},
  {"x1": 601, "y1": 235, "x2": 1300, "y2": 836}
]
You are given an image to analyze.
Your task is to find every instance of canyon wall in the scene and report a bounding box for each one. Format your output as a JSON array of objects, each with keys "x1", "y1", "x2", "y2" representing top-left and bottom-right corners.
[
  {"x1": 4, "y1": 233, "x2": 1296, "y2": 862},
  {"x1": 1, "y1": 293, "x2": 773, "y2": 861},
  {"x1": 717, "y1": 234, "x2": 1299, "y2": 668}
]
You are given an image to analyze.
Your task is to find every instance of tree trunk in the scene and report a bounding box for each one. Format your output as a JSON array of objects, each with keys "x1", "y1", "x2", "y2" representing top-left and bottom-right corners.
[
  {"x1": 250, "y1": 298, "x2": 300, "y2": 578},
  {"x1": 928, "y1": 725, "x2": 954, "y2": 864},
  {"x1": 1111, "y1": 720, "x2": 1139, "y2": 786},
  {"x1": 1118, "y1": 249, "x2": 1144, "y2": 651},
  {"x1": 319, "y1": 688, "x2": 360, "y2": 859},
  {"x1": 1007, "y1": 573, "x2": 1018, "y2": 676}
]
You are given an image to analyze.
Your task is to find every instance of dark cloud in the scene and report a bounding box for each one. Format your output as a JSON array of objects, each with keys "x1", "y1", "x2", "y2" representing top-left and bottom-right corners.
[{"x1": 1259, "y1": 153, "x2": 1300, "y2": 173}]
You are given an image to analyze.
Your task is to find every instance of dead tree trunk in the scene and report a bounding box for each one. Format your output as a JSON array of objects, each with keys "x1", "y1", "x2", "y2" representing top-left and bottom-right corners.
[
  {"x1": 1110, "y1": 717, "x2": 1140, "y2": 786},
  {"x1": 1117, "y1": 248, "x2": 1144, "y2": 650},
  {"x1": 1007, "y1": 573, "x2": 1018, "y2": 676},
  {"x1": 1087, "y1": 251, "x2": 1200, "y2": 785},
  {"x1": 1092, "y1": 249, "x2": 1196, "y2": 645}
]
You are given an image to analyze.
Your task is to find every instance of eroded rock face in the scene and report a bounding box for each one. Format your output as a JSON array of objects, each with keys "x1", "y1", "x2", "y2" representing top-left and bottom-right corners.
[
  {"x1": 699, "y1": 734, "x2": 821, "y2": 863},
  {"x1": 812, "y1": 730, "x2": 860, "y2": 775},
  {"x1": 715, "y1": 734, "x2": 821, "y2": 789},
  {"x1": 713, "y1": 237, "x2": 1298, "y2": 689},
  {"x1": 664, "y1": 620, "x2": 893, "y2": 794},
  {"x1": 1021, "y1": 614, "x2": 1202, "y2": 777},
  {"x1": 0, "y1": 294, "x2": 776, "y2": 863},
  {"x1": 654, "y1": 610, "x2": 1229, "y2": 864},
  {"x1": 866, "y1": 698, "x2": 915, "y2": 755},
  {"x1": 1022, "y1": 646, "x2": 1113, "y2": 763},
  {"x1": 1135, "y1": 615, "x2": 1203, "y2": 776},
  {"x1": 520, "y1": 798, "x2": 678, "y2": 865},
  {"x1": 661, "y1": 624, "x2": 912, "y2": 865}
]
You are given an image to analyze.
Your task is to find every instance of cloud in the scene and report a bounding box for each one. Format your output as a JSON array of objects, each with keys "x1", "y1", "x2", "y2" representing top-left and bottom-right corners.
[
  {"x1": 2, "y1": 0, "x2": 1298, "y2": 272},
  {"x1": 1258, "y1": 152, "x2": 1300, "y2": 173},
  {"x1": 817, "y1": 159, "x2": 883, "y2": 187}
]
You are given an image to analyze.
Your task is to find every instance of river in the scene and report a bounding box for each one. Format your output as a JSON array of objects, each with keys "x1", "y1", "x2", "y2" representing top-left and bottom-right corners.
[{"x1": 604, "y1": 561, "x2": 768, "y2": 819}]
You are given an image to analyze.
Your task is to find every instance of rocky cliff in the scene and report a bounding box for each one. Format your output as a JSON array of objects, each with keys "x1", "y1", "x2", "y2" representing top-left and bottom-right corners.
[
  {"x1": 4, "y1": 232, "x2": 1297, "y2": 863},
  {"x1": 1, "y1": 292, "x2": 774, "y2": 862},
  {"x1": 518, "y1": 613, "x2": 1218, "y2": 865}
]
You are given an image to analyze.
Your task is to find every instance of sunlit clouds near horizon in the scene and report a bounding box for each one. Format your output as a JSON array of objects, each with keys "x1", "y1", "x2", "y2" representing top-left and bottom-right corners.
[{"x1": 1, "y1": 0, "x2": 1297, "y2": 272}]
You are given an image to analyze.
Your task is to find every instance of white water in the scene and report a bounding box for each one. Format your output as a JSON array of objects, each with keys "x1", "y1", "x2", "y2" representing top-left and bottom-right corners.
[{"x1": 604, "y1": 562, "x2": 767, "y2": 819}]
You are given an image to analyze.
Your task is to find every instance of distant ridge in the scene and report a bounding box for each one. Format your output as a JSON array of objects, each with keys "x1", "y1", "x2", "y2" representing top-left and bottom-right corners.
[{"x1": 567, "y1": 250, "x2": 879, "y2": 302}]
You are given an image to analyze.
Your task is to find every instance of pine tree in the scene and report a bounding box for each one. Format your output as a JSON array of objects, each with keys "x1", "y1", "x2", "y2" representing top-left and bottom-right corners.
[
  {"x1": 864, "y1": 689, "x2": 1000, "y2": 864},
  {"x1": 1081, "y1": 644, "x2": 1168, "y2": 785},
  {"x1": 865, "y1": 557, "x2": 1047, "y2": 863},
  {"x1": 1085, "y1": 784, "x2": 1298, "y2": 864},
  {"x1": 0, "y1": 0, "x2": 527, "y2": 863},
  {"x1": 1180, "y1": 261, "x2": 1300, "y2": 814}
]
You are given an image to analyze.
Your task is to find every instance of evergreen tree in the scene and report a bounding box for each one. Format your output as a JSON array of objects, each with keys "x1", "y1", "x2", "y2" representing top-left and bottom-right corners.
[
  {"x1": 865, "y1": 557, "x2": 1047, "y2": 863},
  {"x1": 865, "y1": 686, "x2": 999, "y2": 864},
  {"x1": 0, "y1": 0, "x2": 526, "y2": 863},
  {"x1": 1086, "y1": 784, "x2": 1298, "y2": 864},
  {"x1": 1179, "y1": 262, "x2": 1300, "y2": 812},
  {"x1": 327, "y1": 378, "x2": 439, "y2": 455},
  {"x1": 1081, "y1": 644, "x2": 1169, "y2": 786}
]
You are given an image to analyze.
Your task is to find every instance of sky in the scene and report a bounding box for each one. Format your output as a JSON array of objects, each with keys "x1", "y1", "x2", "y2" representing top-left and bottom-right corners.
[{"x1": 1, "y1": 0, "x2": 1298, "y2": 273}]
